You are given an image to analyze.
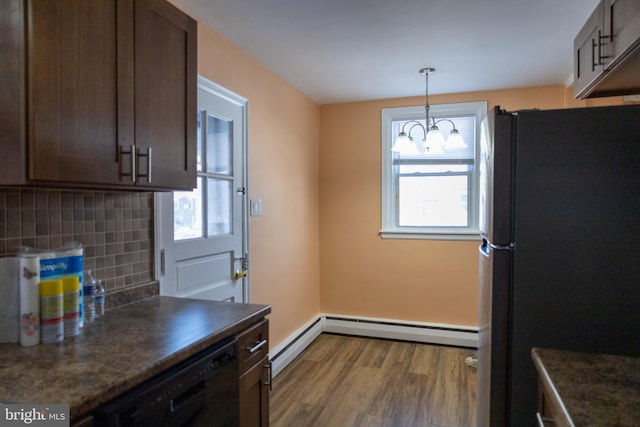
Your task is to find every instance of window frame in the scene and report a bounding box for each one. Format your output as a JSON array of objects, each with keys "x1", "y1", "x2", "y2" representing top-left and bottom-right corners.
[{"x1": 381, "y1": 101, "x2": 486, "y2": 240}]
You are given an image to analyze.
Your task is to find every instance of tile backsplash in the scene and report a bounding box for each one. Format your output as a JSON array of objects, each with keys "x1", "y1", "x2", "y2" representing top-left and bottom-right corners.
[{"x1": 0, "y1": 187, "x2": 157, "y2": 305}]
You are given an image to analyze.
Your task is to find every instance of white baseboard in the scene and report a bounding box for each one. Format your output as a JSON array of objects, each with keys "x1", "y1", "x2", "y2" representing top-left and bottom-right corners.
[
  {"x1": 269, "y1": 314, "x2": 478, "y2": 378},
  {"x1": 269, "y1": 317, "x2": 324, "y2": 377},
  {"x1": 323, "y1": 315, "x2": 478, "y2": 348}
]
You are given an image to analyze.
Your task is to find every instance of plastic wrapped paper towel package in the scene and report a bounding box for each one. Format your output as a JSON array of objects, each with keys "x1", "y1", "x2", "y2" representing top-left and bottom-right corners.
[
  {"x1": 20, "y1": 255, "x2": 41, "y2": 346},
  {"x1": 0, "y1": 242, "x2": 83, "y2": 345}
]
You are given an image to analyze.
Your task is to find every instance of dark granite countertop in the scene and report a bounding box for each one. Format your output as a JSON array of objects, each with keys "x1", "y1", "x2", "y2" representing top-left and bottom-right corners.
[
  {"x1": 0, "y1": 296, "x2": 270, "y2": 420},
  {"x1": 532, "y1": 347, "x2": 640, "y2": 426}
]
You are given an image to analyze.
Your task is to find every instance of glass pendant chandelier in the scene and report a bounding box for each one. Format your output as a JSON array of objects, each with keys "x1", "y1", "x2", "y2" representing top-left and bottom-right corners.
[{"x1": 391, "y1": 68, "x2": 466, "y2": 155}]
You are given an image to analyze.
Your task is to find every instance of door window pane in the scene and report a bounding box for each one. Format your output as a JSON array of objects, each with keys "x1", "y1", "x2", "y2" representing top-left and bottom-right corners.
[
  {"x1": 207, "y1": 178, "x2": 231, "y2": 236},
  {"x1": 174, "y1": 176, "x2": 203, "y2": 240},
  {"x1": 399, "y1": 175, "x2": 468, "y2": 227},
  {"x1": 175, "y1": 111, "x2": 234, "y2": 240},
  {"x1": 207, "y1": 114, "x2": 232, "y2": 175}
]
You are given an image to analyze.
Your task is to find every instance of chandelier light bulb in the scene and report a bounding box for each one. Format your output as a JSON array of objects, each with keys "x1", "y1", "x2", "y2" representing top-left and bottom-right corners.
[
  {"x1": 444, "y1": 128, "x2": 467, "y2": 150},
  {"x1": 425, "y1": 128, "x2": 446, "y2": 153},
  {"x1": 392, "y1": 133, "x2": 417, "y2": 154}
]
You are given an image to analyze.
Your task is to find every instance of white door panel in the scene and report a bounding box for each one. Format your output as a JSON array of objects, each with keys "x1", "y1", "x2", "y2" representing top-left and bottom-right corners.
[
  {"x1": 177, "y1": 284, "x2": 241, "y2": 303},
  {"x1": 157, "y1": 77, "x2": 248, "y2": 303},
  {"x1": 175, "y1": 254, "x2": 241, "y2": 302},
  {"x1": 175, "y1": 254, "x2": 231, "y2": 292}
]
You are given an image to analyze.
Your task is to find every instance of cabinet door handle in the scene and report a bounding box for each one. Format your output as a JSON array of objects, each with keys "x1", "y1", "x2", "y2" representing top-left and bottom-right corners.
[
  {"x1": 596, "y1": 30, "x2": 610, "y2": 66},
  {"x1": 131, "y1": 145, "x2": 137, "y2": 183},
  {"x1": 138, "y1": 147, "x2": 152, "y2": 183},
  {"x1": 246, "y1": 339, "x2": 268, "y2": 354},
  {"x1": 147, "y1": 147, "x2": 152, "y2": 183},
  {"x1": 262, "y1": 361, "x2": 272, "y2": 392},
  {"x1": 119, "y1": 145, "x2": 137, "y2": 183}
]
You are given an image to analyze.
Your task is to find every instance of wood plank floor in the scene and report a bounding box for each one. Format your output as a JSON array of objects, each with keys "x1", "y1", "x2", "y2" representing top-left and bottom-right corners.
[{"x1": 270, "y1": 333, "x2": 478, "y2": 427}]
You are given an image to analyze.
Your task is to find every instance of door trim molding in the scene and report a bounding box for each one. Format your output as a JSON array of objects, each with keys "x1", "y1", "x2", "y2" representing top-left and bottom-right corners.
[
  {"x1": 270, "y1": 314, "x2": 478, "y2": 377},
  {"x1": 196, "y1": 75, "x2": 250, "y2": 302},
  {"x1": 154, "y1": 75, "x2": 250, "y2": 301}
]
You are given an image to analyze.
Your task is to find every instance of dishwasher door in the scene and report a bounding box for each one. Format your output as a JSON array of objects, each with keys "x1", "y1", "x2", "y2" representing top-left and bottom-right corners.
[{"x1": 96, "y1": 338, "x2": 239, "y2": 427}]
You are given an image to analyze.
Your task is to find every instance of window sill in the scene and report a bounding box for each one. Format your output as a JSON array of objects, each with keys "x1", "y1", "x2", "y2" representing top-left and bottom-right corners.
[{"x1": 379, "y1": 230, "x2": 481, "y2": 241}]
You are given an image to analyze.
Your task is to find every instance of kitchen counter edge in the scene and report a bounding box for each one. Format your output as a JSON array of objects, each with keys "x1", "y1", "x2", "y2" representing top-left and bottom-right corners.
[
  {"x1": 0, "y1": 296, "x2": 271, "y2": 420},
  {"x1": 531, "y1": 347, "x2": 640, "y2": 427}
]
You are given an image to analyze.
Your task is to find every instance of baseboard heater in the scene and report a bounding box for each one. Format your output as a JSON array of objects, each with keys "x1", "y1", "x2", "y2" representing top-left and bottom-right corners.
[{"x1": 270, "y1": 314, "x2": 478, "y2": 377}]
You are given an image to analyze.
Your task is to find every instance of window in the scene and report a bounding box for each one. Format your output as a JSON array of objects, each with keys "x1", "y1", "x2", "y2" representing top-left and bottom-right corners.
[
  {"x1": 381, "y1": 101, "x2": 486, "y2": 240},
  {"x1": 173, "y1": 111, "x2": 234, "y2": 241}
]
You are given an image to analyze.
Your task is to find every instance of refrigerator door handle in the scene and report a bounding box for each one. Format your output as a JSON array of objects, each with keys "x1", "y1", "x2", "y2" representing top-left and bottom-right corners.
[
  {"x1": 479, "y1": 239, "x2": 491, "y2": 257},
  {"x1": 489, "y1": 241, "x2": 515, "y2": 251},
  {"x1": 481, "y1": 238, "x2": 515, "y2": 255}
]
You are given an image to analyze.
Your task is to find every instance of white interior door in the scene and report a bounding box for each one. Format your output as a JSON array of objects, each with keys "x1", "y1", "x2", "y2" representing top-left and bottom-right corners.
[{"x1": 156, "y1": 76, "x2": 248, "y2": 302}]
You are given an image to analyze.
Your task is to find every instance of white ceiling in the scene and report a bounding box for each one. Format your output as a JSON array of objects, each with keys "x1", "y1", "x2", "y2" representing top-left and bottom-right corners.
[{"x1": 175, "y1": 0, "x2": 601, "y2": 105}]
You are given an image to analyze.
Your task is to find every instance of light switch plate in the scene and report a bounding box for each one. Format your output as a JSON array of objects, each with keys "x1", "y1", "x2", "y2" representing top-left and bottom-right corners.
[{"x1": 250, "y1": 199, "x2": 262, "y2": 216}]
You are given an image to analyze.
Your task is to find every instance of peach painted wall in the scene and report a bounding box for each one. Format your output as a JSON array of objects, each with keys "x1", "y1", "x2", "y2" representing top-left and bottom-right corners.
[
  {"x1": 319, "y1": 86, "x2": 624, "y2": 327},
  {"x1": 171, "y1": 3, "x2": 321, "y2": 348},
  {"x1": 170, "y1": 0, "x2": 628, "y2": 344}
]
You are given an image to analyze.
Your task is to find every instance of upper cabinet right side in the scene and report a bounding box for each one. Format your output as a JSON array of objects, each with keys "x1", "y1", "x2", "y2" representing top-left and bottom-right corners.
[{"x1": 573, "y1": 0, "x2": 640, "y2": 99}]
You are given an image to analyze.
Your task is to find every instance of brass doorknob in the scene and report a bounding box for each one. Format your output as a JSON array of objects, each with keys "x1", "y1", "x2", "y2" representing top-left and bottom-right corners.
[{"x1": 234, "y1": 270, "x2": 248, "y2": 280}]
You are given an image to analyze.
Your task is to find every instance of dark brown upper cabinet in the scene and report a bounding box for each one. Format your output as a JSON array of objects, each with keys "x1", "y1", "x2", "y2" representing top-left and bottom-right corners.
[
  {"x1": 0, "y1": 0, "x2": 197, "y2": 191},
  {"x1": 574, "y1": 0, "x2": 640, "y2": 99},
  {"x1": 574, "y1": 4, "x2": 606, "y2": 98}
]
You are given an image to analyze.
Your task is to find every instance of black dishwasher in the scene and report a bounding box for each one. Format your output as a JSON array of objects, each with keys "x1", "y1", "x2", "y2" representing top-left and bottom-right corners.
[{"x1": 96, "y1": 338, "x2": 239, "y2": 427}]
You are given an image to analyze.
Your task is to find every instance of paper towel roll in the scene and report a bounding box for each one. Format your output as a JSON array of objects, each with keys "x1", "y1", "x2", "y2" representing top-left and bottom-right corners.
[{"x1": 20, "y1": 255, "x2": 40, "y2": 346}]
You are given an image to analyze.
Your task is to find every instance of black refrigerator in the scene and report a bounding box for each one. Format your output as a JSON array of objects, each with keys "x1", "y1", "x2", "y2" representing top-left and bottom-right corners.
[{"x1": 477, "y1": 104, "x2": 640, "y2": 427}]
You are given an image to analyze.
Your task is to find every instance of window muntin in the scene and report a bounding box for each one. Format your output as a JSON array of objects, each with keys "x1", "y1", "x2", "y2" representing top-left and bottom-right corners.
[
  {"x1": 174, "y1": 111, "x2": 234, "y2": 241},
  {"x1": 381, "y1": 102, "x2": 486, "y2": 240}
]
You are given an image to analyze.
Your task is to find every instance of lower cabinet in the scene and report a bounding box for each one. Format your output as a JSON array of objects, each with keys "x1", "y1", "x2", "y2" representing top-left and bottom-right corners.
[
  {"x1": 239, "y1": 356, "x2": 271, "y2": 427},
  {"x1": 533, "y1": 350, "x2": 572, "y2": 427},
  {"x1": 237, "y1": 318, "x2": 271, "y2": 427},
  {"x1": 75, "y1": 318, "x2": 271, "y2": 427},
  {"x1": 536, "y1": 378, "x2": 561, "y2": 427}
]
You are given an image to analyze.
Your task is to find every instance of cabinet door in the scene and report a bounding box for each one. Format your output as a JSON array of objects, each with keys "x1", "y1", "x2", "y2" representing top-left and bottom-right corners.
[
  {"x1": 134, "y1": 0, "x2": 197, "y2": 190},
  {"x1": 603, "y1": 0, "x2": 640, "y2": 68},
  {"x1": 239, "y1": 356, "x2": 271, "y2": 427},
  {"x1": 0, "y1": 0, "x2": 26, "y2": 184},
  {"x1": 574, "y1": 3, "x2": 606, "y2": 98},
  {"x1": 27, "y1": 0, "x2": 130, "y2": 185}
]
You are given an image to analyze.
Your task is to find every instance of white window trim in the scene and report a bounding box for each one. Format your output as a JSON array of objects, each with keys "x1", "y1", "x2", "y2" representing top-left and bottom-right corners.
[{"x1": 381, "y1": 101, "x2": 487, "y2": 241}]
